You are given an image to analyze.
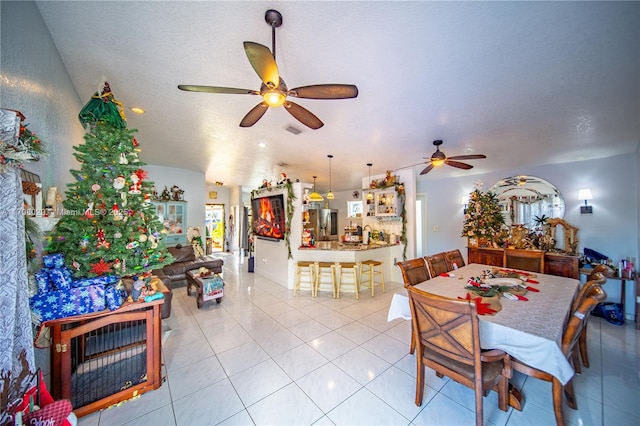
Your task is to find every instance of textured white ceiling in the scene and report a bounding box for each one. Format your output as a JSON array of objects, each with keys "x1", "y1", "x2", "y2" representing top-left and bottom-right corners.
[{"x1": 35, "y1": 1, "x2": 639, "y2": 192}]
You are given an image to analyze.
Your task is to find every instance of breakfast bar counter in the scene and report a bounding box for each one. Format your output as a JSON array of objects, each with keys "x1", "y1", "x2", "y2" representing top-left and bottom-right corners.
[{"x1": 295, "y1": 242, "x2": 404, "y2": 282}]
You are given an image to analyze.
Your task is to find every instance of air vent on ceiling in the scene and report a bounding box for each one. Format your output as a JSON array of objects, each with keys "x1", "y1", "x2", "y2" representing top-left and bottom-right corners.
[
  {"x1": 285, "y1": 125, "x2": 302, "y2": 135},
  {"x1": 277, "y1": 162, "x2": 289, "y2": 168}
]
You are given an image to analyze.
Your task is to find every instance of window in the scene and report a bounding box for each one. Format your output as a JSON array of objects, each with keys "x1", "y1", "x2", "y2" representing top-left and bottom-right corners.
[{"x1": 347, "y1": 201, "x2": 363, "y2": 218}]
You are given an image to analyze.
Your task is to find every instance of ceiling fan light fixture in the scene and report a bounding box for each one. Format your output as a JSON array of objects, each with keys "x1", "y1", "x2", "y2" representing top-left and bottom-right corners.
[
  {"x1": 431, "y1": 158, "x2": 446, "y2": 167},
  {"x1": 263, "y1": 90, "x2": 286, "y2": 107}
]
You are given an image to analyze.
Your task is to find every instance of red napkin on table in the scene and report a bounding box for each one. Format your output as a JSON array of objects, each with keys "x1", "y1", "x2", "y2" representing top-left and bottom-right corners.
[
  {"x1": 525, "y1": 286, "x2": 539, "y2": 292},
  {"x1": 515, "y1": 294, "x2": 528, "y2": 301},
  {"x1": 440, "y1": 272, "x2": 455, "y2": 277},
  {"x1": 458, "y1": 293, "x2": 498, "y2": 315},
  {"x1": 525, "y1": 278, "x2": 539, "y2": 284}
]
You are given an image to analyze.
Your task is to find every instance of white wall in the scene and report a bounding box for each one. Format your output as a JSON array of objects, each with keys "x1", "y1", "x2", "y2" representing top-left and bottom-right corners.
[{"x1": 0, "y1": 1, "x2": 84, "y2": 191}]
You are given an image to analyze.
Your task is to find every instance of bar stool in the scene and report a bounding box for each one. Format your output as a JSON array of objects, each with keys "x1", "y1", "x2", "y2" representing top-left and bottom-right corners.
[
  {"x1": 294, "y1": 261, "x2": 316, "y2": 297},
  {"x1": 337, "y1": 262, "x2": 359, "y2": 299},
  {"x1": 315, "y1": 262, "x2": 337, "y2": 298},
  {"x1": 359, "y1": 260, "x2": 385, "y2": 296}
]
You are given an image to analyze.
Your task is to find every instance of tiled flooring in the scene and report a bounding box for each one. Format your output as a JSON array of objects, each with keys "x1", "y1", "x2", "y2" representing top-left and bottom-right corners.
[{"x1": 78, "y1": 253, "x2": 640, "y2": 425}]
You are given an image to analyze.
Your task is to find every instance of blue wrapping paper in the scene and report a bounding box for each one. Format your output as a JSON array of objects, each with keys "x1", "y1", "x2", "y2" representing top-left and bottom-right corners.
[
  {"x1": 73, "y1": 274, "x2": 119, "y2": 288},
  {"x1": 105, "y1": 284, "x2": 126, "y2": 311},
  {"x1": 48, "y1": 267, "x2": 74, "y2": 290},
  {"x1": 43, "y1": 253, "x2": 65, "y2": 269},
  {"x1": 34, "y1": 270, "x2": 50, "y2": 294},
  {"x1": 30, "y1": 284, "x2": 107, "y2": 322}
]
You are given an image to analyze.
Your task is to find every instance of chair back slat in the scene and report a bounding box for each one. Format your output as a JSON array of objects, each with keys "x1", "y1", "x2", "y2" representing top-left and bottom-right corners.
[
  {"x1": 425, "y1": 253, "x2": 449, "y2": 278},
  {"x1": 397, "y1": 258, "x2": 430, "y2": 287},
  {"x1": 503, "y1": 249, "x2": 544, "y2": 273},
  {"x1": 444, "y1": 249, "x2": 466, "y2": 270},
  {"x1": 407, "y1": 286, "x2": 479, "y2": 367},
  {"x1": 563, "y1": 284, "x2": 606, "y2": 355}
]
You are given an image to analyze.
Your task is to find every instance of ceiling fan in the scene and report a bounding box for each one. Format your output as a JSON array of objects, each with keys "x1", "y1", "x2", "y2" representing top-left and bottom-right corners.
[
  {"x1": 417, "y1": 140, "x2": 487, "y2": 175},
  {"x1": 177, "y1": 9, "x2": 358, "y2": 130}
]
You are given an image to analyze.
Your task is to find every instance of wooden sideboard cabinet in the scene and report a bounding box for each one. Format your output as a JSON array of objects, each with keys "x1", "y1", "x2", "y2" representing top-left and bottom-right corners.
[
  {"x1": 544, "y1": 252, "x2": 580, "y2": 279},
  {"x1": 467, "y1": 247, "x2": 504, "y2": 267},
  {"x1": 467, "y1": 247, "x2": 579, "y2": 279}
]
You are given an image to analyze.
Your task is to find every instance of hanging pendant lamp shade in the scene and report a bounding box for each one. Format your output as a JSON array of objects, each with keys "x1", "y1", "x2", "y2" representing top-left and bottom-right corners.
[
  {"x1": 366, "y1": 163, "x2": 374, "y2": 200},
  {"x1": 326, "y1": 154, "x2": 335, "y2": 200},
  {"x1": 309, "y1": 176, "x2": 324, "y2": 202}
]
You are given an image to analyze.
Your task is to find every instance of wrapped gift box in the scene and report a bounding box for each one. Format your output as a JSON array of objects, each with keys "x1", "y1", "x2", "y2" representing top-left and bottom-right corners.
[{"x1": 30, "y1": 284, "x2": 107, "y2": 322}]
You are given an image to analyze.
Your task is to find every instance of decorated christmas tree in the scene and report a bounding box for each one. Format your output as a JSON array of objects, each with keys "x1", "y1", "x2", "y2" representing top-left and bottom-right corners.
[
  {"x1": 461, "y1": 183, "x2": 506, "y2": 247},
  {"x1": 48, "y1": 83, "x2": 172, "y2": 278}
]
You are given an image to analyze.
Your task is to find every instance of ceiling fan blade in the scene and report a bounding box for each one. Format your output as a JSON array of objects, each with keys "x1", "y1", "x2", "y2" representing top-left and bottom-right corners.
[
  {"x1": 445, "y1": 160, "x2": 474, "y2": 170},
  {"x1": 284, "y1": 101, "x2": 324, "y2": 129},
  {"x1": 243, "y1": 41, "x2": 280, "y2": 88},
  {"x1": 239, "y1": 102, "x2": 269, "y2": 127},
  {"x1": 447, "y1": 154, "x2": 487, "y2": 161},
  {"x1": 289, "y1": 84, "x2": 359, "y2": 99},
  {"x1": 178, "y1": 85, "x2": 259, "y2": 95},
  {"x1": 394, "y1": 162, "x2": 427, "y2": 171},
  {"x1": 420, "y1": 164, "x2": 435, "y2": 175}
]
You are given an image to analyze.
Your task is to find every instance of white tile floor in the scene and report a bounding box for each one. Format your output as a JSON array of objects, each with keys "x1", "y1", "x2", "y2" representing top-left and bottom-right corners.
[{"x1": 78, "y1": 253, "x2": 640, "y2": 425}]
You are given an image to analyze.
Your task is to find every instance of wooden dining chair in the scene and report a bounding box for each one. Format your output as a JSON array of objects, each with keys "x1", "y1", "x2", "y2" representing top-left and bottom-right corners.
[
  {"x1": 511, "y1": 284, "x2": 606, "y2": 426},
  {"x1": 425, "y1": 252, "x2": 449, "y2": 278},
  {"x1": 397, "y1": 258, "x2": 430, "y2": 354},
  {"x1": 574, "y1": 266, "x2": 612, "y2": 372},
  {"x1": 503, "y1": 248, "x2": 544, "y2": 273},
  {"x1": 444, "y1": 249, "x2": 466, "y2": 271},
  {"x1": 407, "y1": 285, "x2": 511, "y2": 426}
]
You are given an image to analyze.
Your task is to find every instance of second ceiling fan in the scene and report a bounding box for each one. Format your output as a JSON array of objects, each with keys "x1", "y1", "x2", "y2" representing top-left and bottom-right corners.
[
  {"x1": 178, "y1": 9, "x2": 358, "y2": 130},
  {"x1": 419, "y1": 140, "x2": 487, "y2": 175}
]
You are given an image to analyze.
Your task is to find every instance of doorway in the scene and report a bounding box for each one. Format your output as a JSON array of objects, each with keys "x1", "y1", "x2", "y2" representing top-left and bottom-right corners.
[{"x1": 205, "y1": 204, "x2": 225, "y2": 253}]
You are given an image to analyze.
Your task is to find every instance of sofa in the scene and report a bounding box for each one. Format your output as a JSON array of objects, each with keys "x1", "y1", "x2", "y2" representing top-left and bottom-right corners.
[{"x1": 153, "y1": 245, "x2": 224, "y2": 318}]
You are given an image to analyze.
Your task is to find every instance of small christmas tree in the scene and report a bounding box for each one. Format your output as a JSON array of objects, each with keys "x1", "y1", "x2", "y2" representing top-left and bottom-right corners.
[
  {"x1": 48, "y1": 83, "x2": 172, "y2": 277},
  {"x1": 461, "y1": 185, "x2": 505, "y2": 247}
]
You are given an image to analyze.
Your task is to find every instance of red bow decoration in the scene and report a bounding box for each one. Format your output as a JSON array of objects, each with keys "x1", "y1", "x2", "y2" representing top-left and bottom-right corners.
[{"x1": 458, "y1": 293, "x2": 498, "y2": 315}]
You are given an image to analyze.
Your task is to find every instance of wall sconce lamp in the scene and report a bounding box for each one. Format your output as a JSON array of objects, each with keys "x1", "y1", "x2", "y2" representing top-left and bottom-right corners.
[
  {"x1": 461, "y1": 195, "x2": 470, "y2": 213},
  {"x1": 578, "y1": 188, "x2": 593, "y2": 214}
]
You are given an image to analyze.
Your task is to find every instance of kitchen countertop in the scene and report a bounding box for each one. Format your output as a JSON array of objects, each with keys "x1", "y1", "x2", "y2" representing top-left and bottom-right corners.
[{"x1": 299, "y1": 242, "x2": 400, "y2": 251}]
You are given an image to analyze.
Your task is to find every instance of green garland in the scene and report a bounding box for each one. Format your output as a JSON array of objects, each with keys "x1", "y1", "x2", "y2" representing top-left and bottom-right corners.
[{"x1": 250, "y1": 180, "x2": 296, "y2": 259}]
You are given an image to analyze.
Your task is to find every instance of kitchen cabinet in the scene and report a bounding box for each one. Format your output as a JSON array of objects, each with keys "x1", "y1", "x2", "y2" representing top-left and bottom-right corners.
[{"x1": 152, "y1": 201, "x2": 187, "y2": 246}]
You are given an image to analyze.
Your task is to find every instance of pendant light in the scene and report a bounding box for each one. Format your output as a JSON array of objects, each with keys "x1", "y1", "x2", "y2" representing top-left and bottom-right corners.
[
  {"x1": 326, "y1": 154, "x2": 335, "y2": 199},
  {"x1": 309, "y1": 176, "x2": 324, "y2": 202},
  {"x1": 366, "y1": 163, "x2": 374, "y2": 201}
]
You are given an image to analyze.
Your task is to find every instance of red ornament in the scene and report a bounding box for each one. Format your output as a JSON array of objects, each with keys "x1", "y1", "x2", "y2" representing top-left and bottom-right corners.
[{"x1": 90, "y1": 259, "x2": 112, "y2": 275}]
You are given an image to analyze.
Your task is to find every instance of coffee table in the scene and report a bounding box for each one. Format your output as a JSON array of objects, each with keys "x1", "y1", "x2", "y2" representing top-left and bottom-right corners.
[{"x1": 186, "y1": 269, "x2": 223, "y2": 308}]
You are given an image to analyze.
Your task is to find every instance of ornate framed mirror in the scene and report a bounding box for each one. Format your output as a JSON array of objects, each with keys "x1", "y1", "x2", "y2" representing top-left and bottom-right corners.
[{"x1": 488, "y1": 176, "x2": 565, "y2": 230}]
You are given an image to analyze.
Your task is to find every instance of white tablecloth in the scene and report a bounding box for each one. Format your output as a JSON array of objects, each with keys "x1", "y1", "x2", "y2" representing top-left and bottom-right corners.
[{"x1": 389, "y1": 263, "x2": 580, "y2": 385}]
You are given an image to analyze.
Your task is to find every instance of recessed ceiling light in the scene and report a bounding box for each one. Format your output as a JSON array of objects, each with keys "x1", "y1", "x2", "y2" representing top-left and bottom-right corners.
[
  {"x1": 130, "y1": 107, "x2": 145, "y2": 114},
  {"x1": 258, "y1": 142, "x2": 266, "y2": 148}
]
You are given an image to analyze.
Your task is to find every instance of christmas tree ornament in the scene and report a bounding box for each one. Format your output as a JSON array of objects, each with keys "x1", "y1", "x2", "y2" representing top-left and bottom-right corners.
[
  {"x1": 84, "y1": 202, "x2": 95, "y2": 218},
  {"x1": 91, "y1": 183, "x2": 101, "y2": 192},
  {"x1": 113, "y1": 174, "x2": 126, "y2": 190},
  {"x1": 126, "y1": 240, "x2": 139, "y2": 249},
  {"x1": 121, "y1": 191, "x2": 127, "y2": 206},
  {"x1": 119, "y1": 152, "x2": 128, "y2": 164},
  {"x1": 113, "y1": 231, "x2": 122, "y2": 239},
  {"x1": 139, "y1": 234, "x2": 148, "y2": 243},
  {"x1": 128, "y1": 173, "x2": 141, "y2": 194},
  {"x1": 112, "y1": 203, "x2": 123, "y2": 221}
]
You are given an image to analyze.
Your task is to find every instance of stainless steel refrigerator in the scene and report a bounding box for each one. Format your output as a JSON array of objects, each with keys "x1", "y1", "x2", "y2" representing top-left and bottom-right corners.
[{"x1": 306, "y1": 208, "x2": 339, "y2": 241}]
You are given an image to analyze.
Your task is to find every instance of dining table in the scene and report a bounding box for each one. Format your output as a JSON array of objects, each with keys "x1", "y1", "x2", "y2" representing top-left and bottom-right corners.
[{"x1": 389, "y1": 263, "x2": 581, "y2": 388}]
